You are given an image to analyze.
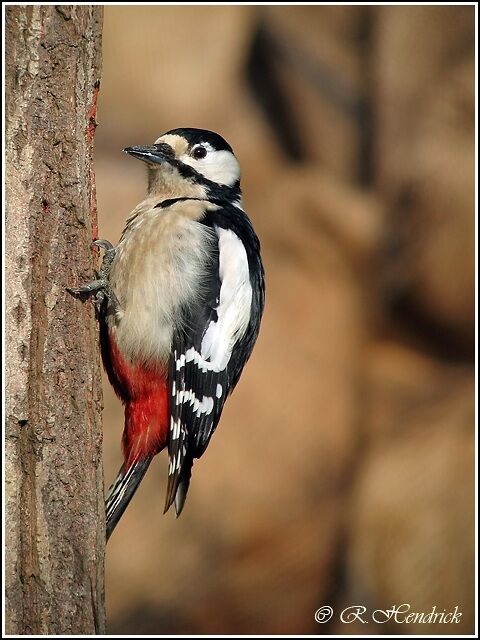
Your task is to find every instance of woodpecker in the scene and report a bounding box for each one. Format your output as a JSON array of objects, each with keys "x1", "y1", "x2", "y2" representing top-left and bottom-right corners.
[{"x1": 70, "y1": 128, "x2": 265, "y2": 539}]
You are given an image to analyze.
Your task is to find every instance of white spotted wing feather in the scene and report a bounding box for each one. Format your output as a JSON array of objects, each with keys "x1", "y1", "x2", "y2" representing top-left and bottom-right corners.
[{"x1": 165, "y1": 225, "x2": 256, "y2": 513}]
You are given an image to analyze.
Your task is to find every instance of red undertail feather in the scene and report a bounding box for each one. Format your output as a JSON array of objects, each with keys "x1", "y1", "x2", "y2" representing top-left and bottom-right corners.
[{"x1": 104, "y1": 330, "x2": 169, "y2": 467}]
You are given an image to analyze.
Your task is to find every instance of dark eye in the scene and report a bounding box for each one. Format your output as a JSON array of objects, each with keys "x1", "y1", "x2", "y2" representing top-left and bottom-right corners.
[{"x1": 192, "y1": 145, "x2": 207, "y2": 160}]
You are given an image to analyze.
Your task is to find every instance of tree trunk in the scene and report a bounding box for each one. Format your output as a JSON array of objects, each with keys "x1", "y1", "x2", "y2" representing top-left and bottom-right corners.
[{"x1": 5, "y1": 6, "x2": 105, "y2": 634}]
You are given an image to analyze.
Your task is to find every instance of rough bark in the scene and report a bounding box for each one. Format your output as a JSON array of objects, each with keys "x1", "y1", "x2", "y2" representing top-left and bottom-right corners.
[{"x1": 5, "y1": 6, "x2": 105, "y2": 634}]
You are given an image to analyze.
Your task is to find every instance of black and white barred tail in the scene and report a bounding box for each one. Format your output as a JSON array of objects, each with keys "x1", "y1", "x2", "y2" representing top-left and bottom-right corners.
[{"x1": 105, "y1": 457, "x2": 152, "y2": 540}]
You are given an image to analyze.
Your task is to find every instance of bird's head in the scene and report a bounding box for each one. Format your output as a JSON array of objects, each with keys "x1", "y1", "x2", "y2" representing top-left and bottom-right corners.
[{"x1": 124, "y1": 128, "x2": 241, "y2": 203}]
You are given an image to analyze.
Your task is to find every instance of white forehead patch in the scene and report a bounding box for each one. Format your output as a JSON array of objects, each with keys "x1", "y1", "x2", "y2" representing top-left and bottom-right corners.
[{"x1": 154, "y1": 134, "x2": 188, "y2": 155}]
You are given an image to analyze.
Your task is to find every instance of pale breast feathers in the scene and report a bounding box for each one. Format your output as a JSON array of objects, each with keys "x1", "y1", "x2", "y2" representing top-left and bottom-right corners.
[{"x1": 107, "y1": 198, "x2": 218, "y2": 366}]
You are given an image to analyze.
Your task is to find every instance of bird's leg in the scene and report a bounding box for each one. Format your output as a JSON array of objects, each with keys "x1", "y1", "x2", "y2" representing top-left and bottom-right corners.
[{"x1": 67, "y1": 239, "x2": 122, "y2": 319}]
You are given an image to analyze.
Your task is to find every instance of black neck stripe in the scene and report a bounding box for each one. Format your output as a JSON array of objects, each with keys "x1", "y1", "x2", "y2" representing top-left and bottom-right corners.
[
  {"x1": 155, "y1": 197, "x2": 207, "y2": 209},
  {"x1": 154, "y1": 196, "x2": 234, "y2": 210}
]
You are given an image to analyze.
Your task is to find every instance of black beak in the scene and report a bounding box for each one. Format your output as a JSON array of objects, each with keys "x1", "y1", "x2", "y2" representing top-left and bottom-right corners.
[{"x1": 123, "y1": 143, "x2": 175, "y2": 165}]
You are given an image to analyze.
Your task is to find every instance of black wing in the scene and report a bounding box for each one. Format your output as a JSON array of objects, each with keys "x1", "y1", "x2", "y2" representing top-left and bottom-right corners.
[{"x1": 164, "y1": 203, "x2": 265, "y2": 514}]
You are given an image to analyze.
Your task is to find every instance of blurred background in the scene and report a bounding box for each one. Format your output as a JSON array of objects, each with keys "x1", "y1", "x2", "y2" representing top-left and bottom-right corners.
[{"x1": 94, "y1": 5, "x2": 475, "y2": 635}]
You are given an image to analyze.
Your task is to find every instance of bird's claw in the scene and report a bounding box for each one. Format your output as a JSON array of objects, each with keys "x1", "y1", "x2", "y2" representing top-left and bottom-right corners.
[
  {"x1": 67, "y1": 238, "x2": 122, "y2": 319},
  {"x1": 92, "y1": 239, "x2": 115, "y2": 252},
  {"x1": 67, "y1": 279, "x2": 106, "y2": 298},
  {"x1": 94, "y1": 239, "x2": 117, "y2": 280}
]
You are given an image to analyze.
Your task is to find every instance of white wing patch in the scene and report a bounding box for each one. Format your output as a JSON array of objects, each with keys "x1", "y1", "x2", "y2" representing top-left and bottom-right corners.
[
  {"x1": 175, "y1": 227, "x2": 252, "y2": 378},
  {"x1": 175, "y1": 227, "x2": 252, "y2": 373},
  {"x1": 174, "y1": 227, "x2": 252, "y2": 374},
  {"x1": 201, "y1": 227, "x2": 252, "y2": 369}
]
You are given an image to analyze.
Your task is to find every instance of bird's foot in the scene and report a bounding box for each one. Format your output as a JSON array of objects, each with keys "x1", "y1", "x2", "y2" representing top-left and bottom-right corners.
[
  {"x1": 94, "y1": 239, "x2": 117, "y2": 280},
  {"x1": 67, "y1": 239, "x2": 122, "y2": 319}
]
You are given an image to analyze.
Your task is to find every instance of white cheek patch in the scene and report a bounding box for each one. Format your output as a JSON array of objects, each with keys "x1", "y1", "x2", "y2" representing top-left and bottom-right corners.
[{"x1": 180, "y1": 150, "x2": 240, "y2": 186}]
